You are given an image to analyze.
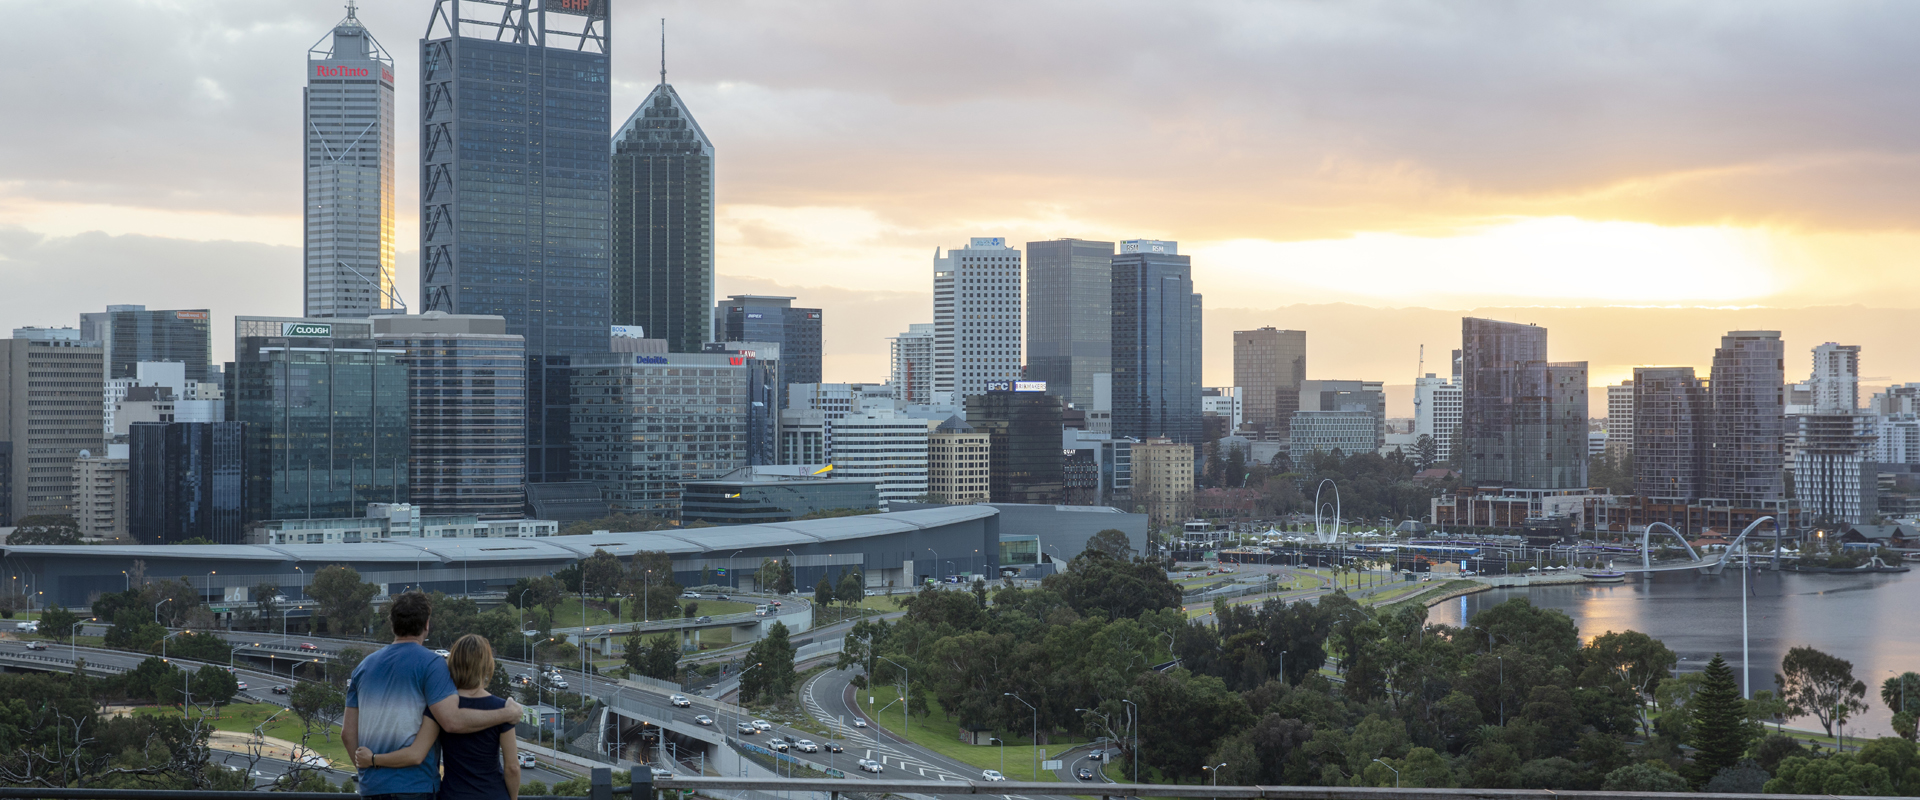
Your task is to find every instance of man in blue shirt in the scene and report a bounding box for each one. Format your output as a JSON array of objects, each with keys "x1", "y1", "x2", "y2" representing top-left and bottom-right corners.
[{"x1": 345, "y1": 592, "x2": 523, "y2": 800}]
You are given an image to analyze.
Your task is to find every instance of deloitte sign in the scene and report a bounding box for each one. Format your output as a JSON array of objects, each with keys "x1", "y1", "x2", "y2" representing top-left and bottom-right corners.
[{"x1": 282, "y1": 322, "x2": 333, "y2": 337}]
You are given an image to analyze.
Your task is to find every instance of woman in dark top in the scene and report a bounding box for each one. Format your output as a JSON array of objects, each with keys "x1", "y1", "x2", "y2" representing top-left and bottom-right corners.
[{"x1": 354, "y1": 634, "x2": 522, "y2": 800}]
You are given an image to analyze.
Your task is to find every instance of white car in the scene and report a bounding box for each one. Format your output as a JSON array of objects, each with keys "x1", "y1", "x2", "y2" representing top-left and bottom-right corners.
[
  {"x1": 649, "y1": 766, "x2": 673, "y2": 779},
  {"x1": 851, "y1": 719, "x2": 867, "y2": 728},
  {"x1": 858, "y1": 759, "x2": 884, "y2": 773},
  {"x1": 518, "y1": 752, "x2": 537, "y2": 768},
  {"x1": 434, "y1": 649, "x2": 450, "y2": 658},
  {"x1": 694, "y1": 715, "x2": 713, "y2": 726},
  {"x1": 235, "y1": 681, "x2": 249, "y2": 691},
  {"x1": 982, "y1": 770, "x2": 1006, "y2": 782},
  {"x1": 669, "y1": 694, "x2": 691, "y2": 707},
  {"x1": 795, "y1": 740, "x2": 818, "y2": 753},
  {"x1": 751, "y1": 719, "x2": 772, "y2": 731},
  {"x1": 769, "y1": 740, "x2": 789, "y2": 752},
  {"x1": 681, "y1": 591, "x2": 702, "y2": 599}
]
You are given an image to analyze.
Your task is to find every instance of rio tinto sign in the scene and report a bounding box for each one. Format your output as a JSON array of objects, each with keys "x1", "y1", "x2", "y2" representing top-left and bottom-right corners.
[
  {"x1": 314, "y1": 64, "x2": 395, "y2": 83},
  {"x1": 549, "y1": 0, "x2": 606, "y2": 16}
]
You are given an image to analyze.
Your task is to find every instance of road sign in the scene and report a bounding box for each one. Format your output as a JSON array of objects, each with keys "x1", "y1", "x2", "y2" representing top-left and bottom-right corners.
[{"x1": 1042, "y1": 760, "x2": 1063, "y2": 770}]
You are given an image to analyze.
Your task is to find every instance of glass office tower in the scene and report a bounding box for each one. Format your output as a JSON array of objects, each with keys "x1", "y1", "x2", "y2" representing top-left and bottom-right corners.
[
  {"x1": 419, "y1": 0, "x2": 611, "y2": 483},
  {"x1": 374, "y1": 314, "x2": 527, "y2": 519},
  {"x1": 614, "y1": 81, "x2": 715, "y2": 354},
  {"x1": 568, "y1": 352, "x2": 748, "y2": 517},
  {"x1": 128, "y1": 421, "x2": 245, "y2": 544},
  {"x1": 229, "y1": 333, "x2": 409, "y2": 521},
  {"x1": 965, "y1": 386, "x2": 1066, "y2": 505},
  {"x1": 715, "y1": 295, "x2": 821, "y2": 390},
  {"x1": 1025, "y1": 239, "x2": 1115, "y2": 409},
  {"x1": 79, "y1": 305, "x2": 214, "y2": 382},
  {"x1": 1110, "y1": 240, "x2": 1203, "y2": 444},
  {"x1": 305, "y1": 7, "x2": 396, "y2": 318}
]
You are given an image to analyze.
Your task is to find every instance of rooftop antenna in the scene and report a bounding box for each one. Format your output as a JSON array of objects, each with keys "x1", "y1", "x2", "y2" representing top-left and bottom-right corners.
[
  {"x1": 345, "y1": 0, "x2": 357, "y2": 20},
  {"x1": 660, "y1": 18, "x2": 667, "y2": 85}
]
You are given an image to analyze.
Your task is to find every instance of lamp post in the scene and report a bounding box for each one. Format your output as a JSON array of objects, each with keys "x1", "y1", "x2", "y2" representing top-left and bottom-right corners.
[
  {"x1": 154, "y1": 598, "x2": 171, "y2": 626},
  {"x1": 727, "y1": 550, "x2": 745, "y2": 591},
  {"x1": 1004, "y1": 692, "x2": 1038, "y2": 780},
  {"x1": 70, "y1": 618, "x2": 94, "y2": 660},
  {"x1": 1372, "y1": 758, "x2": 1399, "y2": 788},
  {"x1": 1497, "y1": 654, "x2": 1506, "y2": 726},
  {"x1": 878, "y1": 656, "x2": 912, "y2": 736},
  {"x1": 518, "y1": 588, "x2": 535, "y2": 662},
  {"x1": 1205, "y1": 762, "x2": 1227, "y2": 800},
  {"x1": 928, "y1": 548, "x2": 941, "y2": 584}
]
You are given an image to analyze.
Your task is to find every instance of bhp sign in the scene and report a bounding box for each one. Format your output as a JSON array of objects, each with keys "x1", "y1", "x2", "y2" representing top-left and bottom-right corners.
[{"x1": 315, "y1": 64, "x2": 370, "y2": 78}]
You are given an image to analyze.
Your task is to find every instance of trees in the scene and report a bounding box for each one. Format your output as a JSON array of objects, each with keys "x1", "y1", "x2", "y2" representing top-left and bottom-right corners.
[
  {"x1": 508, "y1": 575, "x2": 565, "y2": 611},
  {"x1": 1413, "y1": 435, "x2": 1438, "y2": 471},
  {"x1": 580, "y1": 549, "x2": 625, "y2": 602},
  {"x1": 9, "y1": 514, "x2": 82, "y2": 546},
  {"x1": 307, "y1": 565, "x2": 379, "y2": 636},
  {"x1": 814, "y1": 576, "x2": 835, "y2": 608},
  {"x1": 290, "y1": 680, "x2": 346, "y2": 741},
  {"x1": 625, "y1": 632, "x2": 680, "y2": 681},
  {"x1": 1777, "y1": 645, "x2": 1868, "y2": 737},
  {"x1": 1687, "y1": 654, "x2": 1754, "y2": 787},
  {"x1": 739, "y1": 621, "x2": 797, "y2": 703},
  {"x1": 1884, "y1": 671, "x2": 1920, "y2": 740},
  {"x1": 558, "y1": 513, "x2": 675, "y2": 537},
  {"x1": 627, "y1": 550, "x2": 682, "y2": 621},
  {"x1": 253, "y1": 581, "x2": 282, "y2": 626},
  {"x1": 1083, "y1": 528, "x2": 1135, "y2": 560},
  {"x1": 774, "y1": 559, "x2": 796, "y2": 595},
  {"x1": 835, "y1": 570, "x2": 864, "y2": 609},
  {"x1": 191, "y1": 665, "x2": 239, "y2": 709}
]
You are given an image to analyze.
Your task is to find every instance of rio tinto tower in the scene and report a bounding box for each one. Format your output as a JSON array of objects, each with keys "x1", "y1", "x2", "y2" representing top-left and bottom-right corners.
[{"x1": 304, "y1": 4, "x2": 397, "y2": 318}]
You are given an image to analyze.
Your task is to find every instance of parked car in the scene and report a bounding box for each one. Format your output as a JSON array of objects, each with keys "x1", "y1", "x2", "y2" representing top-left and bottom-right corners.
[
  {"x1": 825, "y1": 742, "x2": 844, "y2": 753},
  {"x1": 736, "y1": 722, "x2": 757, "y2": 735},
  {"x1": 982, "y1": 770, "x2": 1006, "y2": 782},
  {"x1": 298, "y1": 643, "x2": 319, "y2": 652},
  {"x1": 694, "y1": 715, "x2": 713, "y2": 726},
  {"x1": 858, "y1": 759, "x2": 883, "y2": 773},
  {"x1": 518, "y1": 752, "x2": 537, "y2": 768},
  {"x1": 1076, "y1": 767, "x2": 1095, "y2": 781},
  {"x1": 751, "y1": 719, "x2": 772, "y2": 731},
  {"x1": 795, "y1": 740, "x2": 818, "y2": 753},
  {"x1": 863, "y1": 589, "x2": 876, "y2": 597},
  {"x1": 669, "y1": 694, "x2": 691, "y2": 707},
  {"x1": 271, "y1": 685, "x2": 291, "y2": 695}
]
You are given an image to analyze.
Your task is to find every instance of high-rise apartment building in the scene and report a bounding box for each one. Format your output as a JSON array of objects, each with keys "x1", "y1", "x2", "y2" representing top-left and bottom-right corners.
[
  {"x1": 1794, "y1": 412, "x2": 1876, "y2": 523},
  {"x1": 1458, "y1": 318, "x2": 1589, "y2": 490},
  {"x1": 1606, "y1": 381, "x2": 1635, "y2": 460},
  {"x1": 419, "y1": 0, "x2": 611, "y2": 484},
  {"x1": 1111, "y1": 240, "x2": 1203, "y2": 444},
  {"x1": 78, "y1": 305, "x2": 213, "y2": 383},
  {"x1": 614, "y1": 80, "x2": 715, "y2": 354},
  {"x1": 826, "y1": 410, "x2": 931, "y2": 510},
  {"x1": 128, "y1": 421, "x2": 245, "y2": 545},
  {"x1": 1413, "y1": 374, "x2": 1462, "y2": 464},
  {"x1": 1234, "y1": 328, "x2": 1306, "y2": 439},
  {"x1": 229, "y1": 326, "x2": 409, "y2": 522},
  {"x1": 1632, "y1": 367, "x2": 1707, "y2": 501},
  {"x1": 1025, "y1": 239, "x2": 1115, "y2": 409},
  {"x1": 715, "y1": 296, "x2": 820, "y2": 389},
  {"x1": 0, "y1": 329, "x2": 104, "y2": 521},
  {"x1": 304, "y1": 8, "x2": 396, "y2": 318},
  {"x1": 1810, "y1": 342, "x2": 1861, "y2": 412},
  {"x1": 926, "y1": 417, "x2": 989, "y2": 504},
  {"x1": 965, "y1": 387, "x2": 1066, "y2": 505},
  {"x1": 73, "y1": 450, "x2": 129, "y2": 541},
  {"x1": 568, "y1": 352, "x2": 747, "y2": 517},
  {"x1": 934, "y1": 238, "x2": 1023, "y2": 400},
  {"x1": 1707, "y1": 331, "x2": 1786, "y2": 504},
  {"x1": 889, "y1": 323, "x2": 937, "y2": 405},
  {"x1": 373, "y1": 313, "x2": 527, "y2": 519},
  {"x1": 1130, "y1": 438, "x2": 1194, "y2": 528}
]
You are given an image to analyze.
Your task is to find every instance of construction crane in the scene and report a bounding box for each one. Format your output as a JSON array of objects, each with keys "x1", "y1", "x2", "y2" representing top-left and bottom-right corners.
[{"x1": 1412, "y1": 345, "x2": 1425, "y2": 415}]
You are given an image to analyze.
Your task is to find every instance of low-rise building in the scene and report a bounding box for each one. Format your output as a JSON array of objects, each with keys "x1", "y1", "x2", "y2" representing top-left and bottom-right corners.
[
  {"x1": 1131, "y1": 438, "x2": 1194, "y2": 528},
  {"x1": 926, "y1": 417, "x2": 990, "y2": 504},
  {"x1": 251, "y1": 504, "x2": 557, "y2": 545},
  {"x1": 680, "y1": 466, "x2": 882, "y2": 525}
]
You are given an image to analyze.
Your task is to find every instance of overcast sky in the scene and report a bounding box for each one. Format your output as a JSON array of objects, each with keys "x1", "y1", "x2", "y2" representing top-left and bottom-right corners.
[{"x1": 2, "y1": 1, "x2": 1916, "y2": 385}]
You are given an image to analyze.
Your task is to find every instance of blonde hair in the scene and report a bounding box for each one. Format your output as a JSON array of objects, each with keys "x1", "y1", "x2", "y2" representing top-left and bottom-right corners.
[{"x1": 448, "y1": 634, "x2": 495, "y2": 691}]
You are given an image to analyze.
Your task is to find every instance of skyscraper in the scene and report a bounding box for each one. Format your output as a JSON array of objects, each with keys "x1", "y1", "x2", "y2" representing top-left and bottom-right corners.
[
  {"x1": 1111, "y1": 240, "x2": 1202, "y2": 444},
  {"x1": 305, "y1": 7, "x2": 396, "y2": 318},
  {"x1": 0, "y1": 329, "x2": 103, "y2": 521},
  {"x1": 934, "y1": 238, "x2": 1023, "y2": 400},
  {"x1": 715, "y1": 295, "x2": 820, "y2": 389},
  {"x1": 889, "y1": 323, "x2": 937, "y2": 405},
  {"x1": 78, "y1": 305, "x2": 213, "y2": 383},
  {"x1": 1810, "y1": 342, "x2": 1861, "y2": 412},
  {"x1": 1234, "y1": 328, "x2": 1306, "y2": 439},
  {"x1": 1605, "y1": 381, "x2": 1635, "y2": 460},
  {"x1": 965, "y1": 387, "x2": 1065, "y2": 505},
  {"x1": 1632, "y1": 367, "x2": 1707, "y2": 501},
  {"x1": 568, "y1": 352, "x2": 747, "y2": 517},
  {"x1": 373, "y1": 313, "x2": 527, "y2": 519},
  {"x1": 1025, "y1": 239, "x2": 1115, "y2": 409},
  {"x1": 419, "y1": 0, "x2": 611, "y2": 483},
  {"x1": 1457, "y1": 318, "x2": 1588, "y2": 490},
  {"x1": 128, "y1": 421, "x2": 245, "y2": 545},
  {"x1": 614, "y1": 78, "x2": 715, "y2": 354},
  {"x1": 1413, "y1": 373, "x2": 1461, "y2": 464},
  {"x1": 1707, "y1": 331, "x2": 1785, "y2": 504}
]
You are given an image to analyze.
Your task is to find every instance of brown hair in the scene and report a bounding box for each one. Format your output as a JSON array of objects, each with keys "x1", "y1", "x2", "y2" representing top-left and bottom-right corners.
[
  {"x1": 447, "y1": 633, "x2": 494, "y2": 691},
  {"x1": 390, "y1": 591, "x2": 432, "y2": 638}
]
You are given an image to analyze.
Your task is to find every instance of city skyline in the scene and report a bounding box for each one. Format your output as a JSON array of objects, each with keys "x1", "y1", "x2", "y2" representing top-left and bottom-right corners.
[{"x1": 3, "y1": 2, "x2": 1919, "y2": 389}]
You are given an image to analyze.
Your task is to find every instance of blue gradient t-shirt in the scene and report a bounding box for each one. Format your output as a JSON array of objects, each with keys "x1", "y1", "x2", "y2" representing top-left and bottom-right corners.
[{"x1": 346, "y1": 641, "x2": 457, "y2": 795}]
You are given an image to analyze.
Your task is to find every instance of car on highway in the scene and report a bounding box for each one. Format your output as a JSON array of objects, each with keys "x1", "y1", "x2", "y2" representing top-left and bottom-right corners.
[
  {"x1": 715, "y1": 594, "x2": 730, "y2": 601},
  {"x1": 694, "y1": 715, "x2": 713, "y2": 726},
  {"x1": 298, "y1": 643, "x2": 319, "y2": 652},
  {"x1": 696, "y1": 616, "x2": 711, "y2": 623},
  {"x1": 518, "y1": 752, "x2": 537, "y2": 768},
  {"x1": 271, "y1": 685, "x2": 290, "y2": 695},
  {"x1": 669, "y1": 694, "x2": 691, "y2": 707},
  {"x1": 681, "y1": 591, "x2": 702, "y2": 599},
  {"x1": 24, "y1": 641, "x2": 47, "y2": 651},
  {"x1": 735, "y1": 722, "x2": 756, "y2": 735},
  {"x1": 1077, "y1": 768, "x2": 1095, "y2": 781},
  {"x1": 982, "y1": 770, "x2": 1006, "y2": 781},
  {"x1": 857, "y1": 759, "x2": 883, "y2": 773},
  {"x1": 236, "y1": 681, "x2": 249, "y2": 691},
  {"x1": 769, "y1": 600, "x2": 781, "y2": 607},
  {"x1": 825, "y1": 742, "x2": 843, "y2": 753},
  {"x1": 795, "y1": 740, "x2": 818, "y2": 753},
  {"x1": 768, "y1": 740, "x2": 789, "y2": 752},
  {"x1": 547, "y1": 674, "x2": 569, "y2": 689},
  {"x1": 515, "y1": 674, "x2": 535, "y2": 687},
  {"x1": 751, "y1": 719, "x2": 772, "y2": 731},
  {"x1": 864, "y1": 589, "x2": 877, "y2": 596},
  {"x1": 851, "y1": 719, "x2": 867, "y2": 728},
  {"x1": 433, "y1": 649, "x2": 450, "y2": 658}
]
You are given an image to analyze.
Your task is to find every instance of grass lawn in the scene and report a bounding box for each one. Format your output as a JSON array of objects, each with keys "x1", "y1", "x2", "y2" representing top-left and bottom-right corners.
[
  {"x1": 859, "y1": 686, "x2": 1090, "y2": 782},
  {"x1": 1374, "y1": 579, "x2": 1482, "y2": 610},
  {"x1": 552, "y1": 598, "x2": 755, "y2": 628},
  {"x1": 133, "y1": 702, "x2": 350, "y2": 767}
]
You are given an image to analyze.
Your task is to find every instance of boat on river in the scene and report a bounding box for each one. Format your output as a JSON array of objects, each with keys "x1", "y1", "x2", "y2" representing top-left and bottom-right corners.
[{"x1": 1583, "y1": 570, "x2": 1628, "y2": 583}]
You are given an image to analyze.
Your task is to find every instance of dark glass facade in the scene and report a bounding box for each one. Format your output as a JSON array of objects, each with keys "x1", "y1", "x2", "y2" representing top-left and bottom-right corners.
[
  {"x1": 1458, "y1": 318, "x2": 1589, "y2": 489},
  {"x1": 376, "y1": 330, "x2": 526, "y2": 518},
  {"x1": 419, "y1": 9, "x2": 611, "y2": 486},
  {"x1": 80, "y1": 307, "x2": 213, "y2": 382},
  {"x1": 569, "y1": 352, "x2": 747, "y2": 517},
  {"x1": 613, "y1": 83, "x2": 715, "y2": 354},
  {"x1": 965, "y1": 389, "x2": 1065, "y2": 504},
  {"x1": 1708, "y1": 331, "x2": 1786, "y2": 504},
  {"x1": 703, "y1": 343, "x2": 780, "y2": 466},
  {"x1": 1633, "y1": 366, "x2": 1708, "y2": 501},
  {"x1": 1025, "y1": 239, "x2": 1113, "y2": 409},
  {"x1": 228, "y1": 336, "x2": 409, "y2": 521},
  {"x1": 680, "y1": 478, "x2": 880, "y2": 525},
  {"x1": 128, "y1": 421, "x2": 244, "y2": 544},
  {"x1": 1110, "y1": 248, "x2": 1203, "y2": 443},
  {"x1": 715, "y1": 295, "x2": 822, "y2": 390}
]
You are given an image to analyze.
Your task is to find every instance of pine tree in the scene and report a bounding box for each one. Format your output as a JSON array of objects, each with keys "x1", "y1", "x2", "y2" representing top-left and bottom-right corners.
[{"x1": 1690, "y1": 653, "x2": 1755, "y2": 787}]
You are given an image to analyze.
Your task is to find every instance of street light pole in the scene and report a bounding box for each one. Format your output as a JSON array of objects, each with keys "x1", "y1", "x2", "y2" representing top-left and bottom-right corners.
[
  {"x1": 878, "y1": 656, "x2": 912, "y2": 736},
  {"x1": 1372, "y1": 758, "x2": 1399, "y2": 788},
  {"x1": 1205, "y1": 762, "x2": 1227, "y2": 800},
  {"x1": 154, "y1": 598, "x2": 171, "y2": 626},
  {"x1": 70, "y1": 618, "x2": 93, "y2": 660},
  {"x1": 1004, "y1": 692, "x2": 1038, "y2": 780}
]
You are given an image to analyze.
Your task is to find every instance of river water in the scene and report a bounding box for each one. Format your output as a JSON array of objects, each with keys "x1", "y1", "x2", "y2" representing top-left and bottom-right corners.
[{"x1": 1425, "y1": 567, "x2": 1918, "y2": 738}]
